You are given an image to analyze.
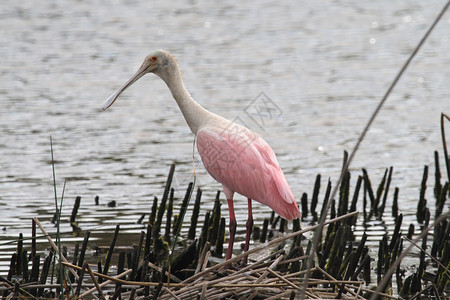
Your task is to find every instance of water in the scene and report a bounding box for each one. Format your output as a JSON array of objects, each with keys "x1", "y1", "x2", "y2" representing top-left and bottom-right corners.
[{"x1": 0, "y1": 0, "x2": 449, "y2": 277}]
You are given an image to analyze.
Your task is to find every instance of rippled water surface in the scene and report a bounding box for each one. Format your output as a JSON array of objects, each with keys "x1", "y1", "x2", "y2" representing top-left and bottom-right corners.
[{"x1": 0, "y1": 0, "x2": 449, "y2": 276}]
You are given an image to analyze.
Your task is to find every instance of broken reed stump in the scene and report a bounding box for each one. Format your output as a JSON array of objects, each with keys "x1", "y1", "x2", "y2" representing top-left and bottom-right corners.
[
  {"x1": 2, "y1": 156, "x2": 449, "y2": 299},
  {"x1": 187, "y1": 187, "x2": 202, "y2": 240},
  {"x1": 70, "y1": 196, "x2": 82, "y2": 233}
]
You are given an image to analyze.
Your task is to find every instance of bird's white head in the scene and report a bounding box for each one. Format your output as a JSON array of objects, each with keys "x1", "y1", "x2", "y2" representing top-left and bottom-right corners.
[{"x1": 102, "y1": 49, "x2": 175, "y2": 110}]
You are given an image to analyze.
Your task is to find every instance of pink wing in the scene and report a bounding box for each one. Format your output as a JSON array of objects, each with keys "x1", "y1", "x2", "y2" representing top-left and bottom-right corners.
[{"x1": 197, "y1": 125, "x2": 301, "y2": 220}]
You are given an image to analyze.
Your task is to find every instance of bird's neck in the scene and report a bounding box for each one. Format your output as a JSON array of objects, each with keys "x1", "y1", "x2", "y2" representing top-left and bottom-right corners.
[{"x1": 159, "y1": 65, "x2": 210, "y2": 134}]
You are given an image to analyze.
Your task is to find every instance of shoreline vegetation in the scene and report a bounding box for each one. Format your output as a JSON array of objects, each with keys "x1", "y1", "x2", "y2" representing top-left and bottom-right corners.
[{"x1": 1, "y1": 152, "x2": 448, "y2": 298}]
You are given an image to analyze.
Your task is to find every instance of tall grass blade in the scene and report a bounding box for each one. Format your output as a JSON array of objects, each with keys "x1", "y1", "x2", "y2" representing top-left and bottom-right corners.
[{"x1": 50, "y1": 136, "x2": 65, "y2": 299}]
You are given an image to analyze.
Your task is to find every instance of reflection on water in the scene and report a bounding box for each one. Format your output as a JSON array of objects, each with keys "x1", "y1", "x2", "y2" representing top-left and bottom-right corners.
[{"x1": 0, "y1": 0, "x2": 449, "y2": 278}]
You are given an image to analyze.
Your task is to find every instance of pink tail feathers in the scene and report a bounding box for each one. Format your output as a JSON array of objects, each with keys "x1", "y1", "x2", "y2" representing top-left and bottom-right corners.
[{"x1": 270, "y1": 166, "x2": 301, "y2": 220}]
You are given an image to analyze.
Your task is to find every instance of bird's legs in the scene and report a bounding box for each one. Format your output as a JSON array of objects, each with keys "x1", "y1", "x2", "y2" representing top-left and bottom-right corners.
[
  {"x1": 226, "y1": 198, "x2": 237, "y2": 260},
  {"x1": 242, "y1": 198, "x2": 253, "y2": 265}
]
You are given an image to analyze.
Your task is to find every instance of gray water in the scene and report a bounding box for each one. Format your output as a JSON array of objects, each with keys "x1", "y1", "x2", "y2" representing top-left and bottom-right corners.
[{"x1": 0, "y1": 0, "x2": 449, "y2": 277}]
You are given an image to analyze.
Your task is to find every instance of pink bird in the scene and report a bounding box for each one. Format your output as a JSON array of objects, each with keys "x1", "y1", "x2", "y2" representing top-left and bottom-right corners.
[{"x1": 102, "y1": 50, "x2": 301, "y2": 262}]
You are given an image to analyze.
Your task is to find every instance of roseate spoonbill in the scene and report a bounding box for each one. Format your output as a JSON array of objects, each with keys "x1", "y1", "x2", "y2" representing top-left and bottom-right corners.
[{"x1": 102, "y1": 50, "x2": 301, "y2": 262}]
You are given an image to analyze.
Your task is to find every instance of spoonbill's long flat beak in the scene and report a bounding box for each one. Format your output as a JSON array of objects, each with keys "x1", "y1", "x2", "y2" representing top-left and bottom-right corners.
[{"x1": 102, "y1": 63, "x2": 150, "y2": 110}]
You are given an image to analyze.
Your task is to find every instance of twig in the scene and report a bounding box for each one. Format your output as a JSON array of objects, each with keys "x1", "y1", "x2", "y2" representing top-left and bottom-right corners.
[
  {"x1": 308, "y1": 278, "x2": 363, "y2": 285},
  {"x1": 79, "y1": 269, "x2": 132, "y2": 298},
  {"x1": 247, "y1": 255, "x2": 285, "y2": 300},
  {"x1": 33, "y1": 217, "x2": 79, "y2": 281},
  {"x1": 404, "y1": 237, "x2": 450, "y2": 274},
  {"x1": 163, "y1": 286, "x2": 182, "y2": 300},
  {"x1": 83, "y1": 262, "x2": 105, "y2": 300},
  {"x1": 278, "y1": 255, "x2": 309, "y2": 266},
  {"x1": 267, "y1": 268, "x2": 298, "y2": 290},
  {"x1": 195, "y1": 242, "x2": 210, "y2": 274},
  {"x1": 409, "y1": 284, "x2": 440, "y2": 300},
  {"x1": 315, "y1": 267, "x2": 366, "y2": 300},
  {"x1": 200, "y1": 283, "x2": 207, "y2": 300},
  {"x1": 236, "y1": 248, "x2": 286, "y2": 275},
  {"x1": 256, "y1": 255, "x2": 284, "y2": 284},
  {"x1": 284, "y1": 267, "x2": 318, "y2": 279},
  {"x1": 265, "y1": 290, "x2": 295, "y2": 300},
  {"x1": 146, "y1": 261, "x2": 181, "y2": 283}
]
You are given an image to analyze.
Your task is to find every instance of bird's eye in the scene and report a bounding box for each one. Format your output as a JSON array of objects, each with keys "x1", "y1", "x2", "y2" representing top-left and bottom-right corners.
[{"x1": 150, "y1": 56, "x2": 158, "y2": 62}]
